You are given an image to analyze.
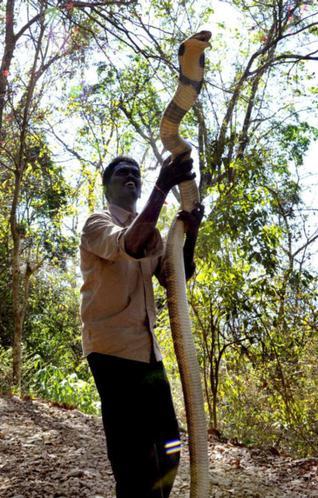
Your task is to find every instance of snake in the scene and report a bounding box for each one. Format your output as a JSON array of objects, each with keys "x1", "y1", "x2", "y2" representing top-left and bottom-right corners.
[{"x1": 159, "y1": 31, "x2": 211, "y2": 498}]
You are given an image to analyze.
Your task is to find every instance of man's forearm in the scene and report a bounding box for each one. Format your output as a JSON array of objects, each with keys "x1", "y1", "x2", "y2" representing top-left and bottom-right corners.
[
  {"x1": 124, "y1": 187, "x2": 166, "y2": 257},
  {"x1": 124, "y1": 153, "x2": 196, "y2": 257}
]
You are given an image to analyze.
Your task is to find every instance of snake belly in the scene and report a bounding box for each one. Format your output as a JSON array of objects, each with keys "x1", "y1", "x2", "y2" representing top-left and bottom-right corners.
[{"x1": 160, "y1": 31, "x2": 211, "y2": 498}]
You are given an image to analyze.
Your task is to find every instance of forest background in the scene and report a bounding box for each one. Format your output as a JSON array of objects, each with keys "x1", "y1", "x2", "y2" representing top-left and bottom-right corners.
[{"x1": 0, "y1": 0, "x2": 318, "y2": 458}]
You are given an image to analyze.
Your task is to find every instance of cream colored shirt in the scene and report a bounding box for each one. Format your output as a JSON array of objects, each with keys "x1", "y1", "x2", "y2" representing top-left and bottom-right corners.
[{"x1": 80, "y1": 203, "x2": 165, "y2": 363}]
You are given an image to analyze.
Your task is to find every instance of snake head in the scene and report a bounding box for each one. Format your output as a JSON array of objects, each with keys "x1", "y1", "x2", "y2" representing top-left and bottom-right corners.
[
  {"x1": 188, "y1": 30, "x2": 212, "y2": 49},
  {"x1": 179, "y1": 30, "x2": 212, "y2": 56},
  {"x1": 190, "y1": 31, "x2": 212, "y2": 44}
]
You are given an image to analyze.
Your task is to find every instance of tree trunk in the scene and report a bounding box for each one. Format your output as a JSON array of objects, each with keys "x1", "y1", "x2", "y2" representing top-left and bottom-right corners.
[
  {"x1": 9, "y1": 7, "x2": 45, "y2": 390},
  {"x1": 0, "y1": 0, "x2": 16, "y2": 131},
  {"x1": 11, "y1": 249, "x2": 32, "y2": 390},
  {"x1": 11, "y1": 230, "x2": 22, "y2": 389},
  {"x1": 210, "y1": 363, "x2": 219, "y2": 429}
]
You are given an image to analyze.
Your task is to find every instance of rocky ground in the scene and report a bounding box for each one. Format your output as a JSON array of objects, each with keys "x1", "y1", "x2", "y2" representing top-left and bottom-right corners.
[{"x1": 0, "y1": 395, "x2": 317, "y2": 497}]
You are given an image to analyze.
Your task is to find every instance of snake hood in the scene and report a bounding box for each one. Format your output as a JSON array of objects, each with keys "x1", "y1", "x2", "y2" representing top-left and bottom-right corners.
[{"x1": 160, "y1": 30, "x2": 212, "y2": 158}]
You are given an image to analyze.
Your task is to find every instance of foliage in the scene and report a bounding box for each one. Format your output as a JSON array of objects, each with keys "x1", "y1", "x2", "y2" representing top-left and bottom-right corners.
[
  {"x1": 221, "y1": 330, "x2": 318, "y2": 456},
  {"x1": 29, "y1": 362, "x2": 100, "y2": 415},
  {"x1": 0, "y1": 346, "x2": 100, "y2": 414},
  {"x1": 0, "y1": 347, "x2": 13, "y2": 393}
]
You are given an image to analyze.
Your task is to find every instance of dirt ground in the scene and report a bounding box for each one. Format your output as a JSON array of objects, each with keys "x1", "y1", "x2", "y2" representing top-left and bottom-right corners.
[{"x1": 0, "y1": 394, "x2": 317, "y2": 497}]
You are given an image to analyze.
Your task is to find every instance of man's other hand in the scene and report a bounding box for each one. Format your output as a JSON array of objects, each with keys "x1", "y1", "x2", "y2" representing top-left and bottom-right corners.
[{"x1": 177, "y1": 203, "x2": 205, "y2": 236}]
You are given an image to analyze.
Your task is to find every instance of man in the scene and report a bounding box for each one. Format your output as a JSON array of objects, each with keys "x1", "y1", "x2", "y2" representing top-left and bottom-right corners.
[{"x1": 80, "y1": 152, "x2": 204, "y2": 498}]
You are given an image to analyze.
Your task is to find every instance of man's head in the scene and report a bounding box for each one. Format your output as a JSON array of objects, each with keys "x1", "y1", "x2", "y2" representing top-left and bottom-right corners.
[{"x1": 102, "y1": 156, "x2": 141, "y2": 211}]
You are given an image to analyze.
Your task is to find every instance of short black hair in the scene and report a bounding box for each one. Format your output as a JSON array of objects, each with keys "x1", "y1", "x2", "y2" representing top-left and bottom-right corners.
[{"x1": 102, "y1": 156, "x2": 140, "y2": 186}]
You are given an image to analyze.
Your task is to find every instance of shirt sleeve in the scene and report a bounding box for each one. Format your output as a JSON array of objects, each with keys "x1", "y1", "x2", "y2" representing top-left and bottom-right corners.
[{"x1": 80, "y1": 212, "x2": 164, "y2": 262}]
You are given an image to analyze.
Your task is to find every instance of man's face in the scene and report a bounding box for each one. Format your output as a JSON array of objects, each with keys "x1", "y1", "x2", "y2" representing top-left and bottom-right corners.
[{"x1": 106, "y1": 161, "x2": 142, "y2": 206}]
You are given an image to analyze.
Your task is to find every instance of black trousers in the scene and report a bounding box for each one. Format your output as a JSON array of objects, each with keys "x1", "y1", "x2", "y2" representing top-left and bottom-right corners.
[{"x1": 88, "y1": 353, "x2": 180, "y2": 498}]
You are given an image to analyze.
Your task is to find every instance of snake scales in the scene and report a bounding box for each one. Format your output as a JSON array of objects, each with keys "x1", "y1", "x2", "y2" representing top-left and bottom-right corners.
[{"x1": 160, "y1": 31, "x2": 211, "y2": 498}]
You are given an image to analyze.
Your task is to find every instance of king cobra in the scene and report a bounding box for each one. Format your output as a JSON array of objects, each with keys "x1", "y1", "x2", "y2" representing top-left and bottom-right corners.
[{"x1": 160, "y1": 31, "x2": 211, "y2": 498}]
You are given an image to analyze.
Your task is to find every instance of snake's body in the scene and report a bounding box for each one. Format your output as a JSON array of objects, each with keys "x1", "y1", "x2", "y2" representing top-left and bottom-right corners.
[{"x1": 160, "y1": 32, "x2": 211, "y2": 498}]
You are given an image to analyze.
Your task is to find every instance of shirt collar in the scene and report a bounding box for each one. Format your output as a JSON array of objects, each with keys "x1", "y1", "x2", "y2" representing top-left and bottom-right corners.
[{"x1": 107, "y1": 203, "x2": 137, "y2": 227}]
